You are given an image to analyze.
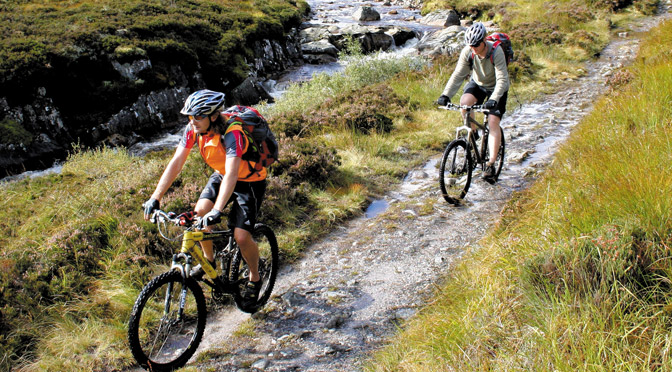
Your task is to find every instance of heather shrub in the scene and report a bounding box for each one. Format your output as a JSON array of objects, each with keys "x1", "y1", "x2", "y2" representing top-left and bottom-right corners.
[
  {"x1": 258, "y1": 175, "x2": 314, "y2": 228},
  {"x1": 272, "y1": 138, "x2": 342, "y2": 189},
  {"x1": 525, "y1": 224, "x2": 670, "y2": 307},
  {"x1": 565, "y1": 29, "x2": 603, "y2": 56},
  {"x1": 271, "y1": 83, "x2": 412, "y2": 136},
  {"x1": 508, "y1": 22, "x2": 562, "y2": 46},
  {"x1": 507, "y1": 50, "x2": 535, "y2": 80}
]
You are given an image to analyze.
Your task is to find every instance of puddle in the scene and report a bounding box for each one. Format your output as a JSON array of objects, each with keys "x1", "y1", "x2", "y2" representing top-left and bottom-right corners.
[
  {"x1": 365, "y1": 157, "x2": 440, "y2": 219},
  {"x1": 365, "y1": 199, "x2": 390, "y2": 218}
]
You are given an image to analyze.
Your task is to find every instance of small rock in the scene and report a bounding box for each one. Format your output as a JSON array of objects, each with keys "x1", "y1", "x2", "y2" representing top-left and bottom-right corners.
[
  {"x1": 281, "y1": 290, "x2": 305, "y2": 307},
  {"x1": 251, "y1": 359, "x2": 269, "y2": 370},
  {"x1": 325, "y1": 313, "x2": 350, "y2": 329},
  {"x1": 353, "y1": 5, "x2": 381, "y2": 21}
]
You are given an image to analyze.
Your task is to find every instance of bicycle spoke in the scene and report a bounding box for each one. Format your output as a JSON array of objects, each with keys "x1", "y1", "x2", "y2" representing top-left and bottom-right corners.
[
  {"x1": 440, "y1": 140, "x2": 472, "y2": 204},
  {"x1": 129, "y1": 271, "x2": 206, "y2": 370}
]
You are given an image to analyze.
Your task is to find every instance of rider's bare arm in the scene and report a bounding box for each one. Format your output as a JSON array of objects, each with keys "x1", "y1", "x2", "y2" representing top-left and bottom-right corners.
[
  {"x1": 213, "y1": 156, "x2": 241, "y2": 212},
  {"x1": 151, "y1": 146, "x2": 191, "y2": 202}
]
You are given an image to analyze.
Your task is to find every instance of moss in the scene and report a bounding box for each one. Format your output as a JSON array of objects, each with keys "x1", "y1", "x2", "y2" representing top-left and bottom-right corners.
[{"x1": 0, "y1": 117, "x2": 33, "y2": 146}]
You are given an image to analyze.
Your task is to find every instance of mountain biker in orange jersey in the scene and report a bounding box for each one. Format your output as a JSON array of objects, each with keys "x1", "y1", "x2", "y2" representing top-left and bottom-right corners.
[
  {"x1": 437, "y1": 22, "x2": 509, "y2": 183},
  {"x1": 143, "y1": 89, "x2": 266, "y2": 309}
]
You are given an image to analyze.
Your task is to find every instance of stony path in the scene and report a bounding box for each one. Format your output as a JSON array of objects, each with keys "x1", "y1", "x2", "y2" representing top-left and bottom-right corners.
[{"x1": 127, "y1": 5, "x2": 671, "y2": 372}]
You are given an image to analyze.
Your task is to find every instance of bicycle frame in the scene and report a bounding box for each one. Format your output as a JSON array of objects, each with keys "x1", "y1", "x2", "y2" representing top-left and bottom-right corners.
[
  {"x1": 153, "y1": 210, "x2": 239, "y2": 292},
  {"x1": 441, "y1": 103, "x2": 491, "y2": 166}
]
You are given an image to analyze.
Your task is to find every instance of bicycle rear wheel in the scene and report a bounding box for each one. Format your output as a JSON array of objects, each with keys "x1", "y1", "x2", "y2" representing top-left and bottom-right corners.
[
  {"x1": 439, "y1": 139, "x2": 473, "y2": 204},
  {"x1": 230, "y1": 224, "x2": 279, "y2": 313},
  {"x1": 484, "y1": 127, "x2": 506, "y2": 181},
  {"x1": 128, "y1": 270, "x2": 206, "y2": 371}
]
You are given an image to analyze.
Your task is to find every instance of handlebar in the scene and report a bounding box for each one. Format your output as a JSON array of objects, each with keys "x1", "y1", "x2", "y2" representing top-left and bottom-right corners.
[
  {"x1": 439, "y1": 103, "x2": 491, "y2": 113},
  {"x1": 151, "y1": 210, "x2": 199, "y2": 227},
  {"x1": 150, "y1": 209, "x2": 201, "y2": 241}
]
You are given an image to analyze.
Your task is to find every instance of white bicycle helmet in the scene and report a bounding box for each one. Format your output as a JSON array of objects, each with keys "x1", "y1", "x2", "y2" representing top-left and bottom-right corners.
[
  {"x1": 180, "y1": 89, "x2": 226, "y2": 116},
  {"x1": 464, "y1": 22, "x2": 486, "y2": 46}
]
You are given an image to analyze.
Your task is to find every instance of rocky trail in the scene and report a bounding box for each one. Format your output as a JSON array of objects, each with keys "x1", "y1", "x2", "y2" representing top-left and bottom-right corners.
[{"x1": 127, "y1": 4, "x2": 671, "y2": 372}]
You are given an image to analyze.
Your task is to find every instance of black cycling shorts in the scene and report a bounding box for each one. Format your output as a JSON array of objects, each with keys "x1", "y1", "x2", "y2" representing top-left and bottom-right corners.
[
  {"x1": 199, "y1": 172, "x2": 267, "y2": 233},
  {"x1": 463, "y1": 80, "x2": 508, "y2": 118}
]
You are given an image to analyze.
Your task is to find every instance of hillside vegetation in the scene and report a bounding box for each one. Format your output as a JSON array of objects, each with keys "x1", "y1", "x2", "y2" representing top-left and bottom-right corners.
[
  {"x1": 0, "y1": 0, "x2": 307, "y2": 156},
  {"x1": 369, "y1": 9, "x2": 672, "y2": 372},
  {"x1": 0, "y1": 0, "x2": 661, "y2": 370}
]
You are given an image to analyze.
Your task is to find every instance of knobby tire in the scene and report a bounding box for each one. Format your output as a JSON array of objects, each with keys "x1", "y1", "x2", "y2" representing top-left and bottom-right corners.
[
  {"x1": 128, "y1": 270, "x2": 207, "y2": 371},
  {"x1": 484, "y1": 127, "x2": 506, "y2": 181},
  {"x1": 439, "y1": 139, "x2": 473, "y2": 205},
  {"x1": 230, "y1": 223, "x2": 279, "y2": 313}
]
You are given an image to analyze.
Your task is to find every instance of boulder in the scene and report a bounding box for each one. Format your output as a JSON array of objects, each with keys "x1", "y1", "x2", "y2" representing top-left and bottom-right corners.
[
  {"x1": 420, "y1": 9, "x2": 461, "y2": 27},
  {"x1": 299, "y1": 26, "x2": 333, "y2": 43},
  {"x1": 331, "y1": 25, "x2": 393, "y2": 53},
  {"x1": 416, "y1": 25, "x2": 465, "y2": 57},
  {"x1": 301, "y1": 40, "x2": 340, "y2": 57},
  {"x1": 353, "y1": 5, "x2": 381, "y2": 21},
  {"x1": 301, "y1": 40, "x2": 340, "y2": 64},
  {"x1": 384, "y1": 26, "x2": 417, "y2": 47},
  {"x1": 228, "y1": 77, "x2": 275, "y2": 105}
]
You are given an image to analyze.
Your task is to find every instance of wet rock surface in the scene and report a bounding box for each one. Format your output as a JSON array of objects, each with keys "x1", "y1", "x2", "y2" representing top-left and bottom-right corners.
[{"x1": 148, "y1": 7, "x2": 671, "y2": 372}]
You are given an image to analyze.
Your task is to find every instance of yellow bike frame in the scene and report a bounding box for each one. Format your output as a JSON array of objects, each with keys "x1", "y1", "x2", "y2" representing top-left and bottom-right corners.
[{"x1": 180, "y1": 231, "x2": 218, "y2": 279}]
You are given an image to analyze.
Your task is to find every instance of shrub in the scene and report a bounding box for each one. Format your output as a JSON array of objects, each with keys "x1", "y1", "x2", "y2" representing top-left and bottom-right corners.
[
  {"x1": 258, "y1": 175, "x2": 313, "y2": 228},
  {"x1": 526, "y1": 225, "x2": 670, "y2": 307},
  {"x1": 272, "y1": 83, "x2": 412, "y2": 136},
  {"x1": 508, "y1": 22, "x2": 563, "y2": 46},
  {"x1": 272, "y1": 137, "x2": 342, "y2": 189},
  {"x1": 0, "y1": 215, "x2": 118, "y2": 368},
  {"x1": 565, "y1": 29, "x2": 602, "y2": 56},
  {"x1": 605, "y1": 68, "x2": 634, "y2": 92},
  {"x1": 507, "y1": 50, "x2": 536, "y2": 80}
]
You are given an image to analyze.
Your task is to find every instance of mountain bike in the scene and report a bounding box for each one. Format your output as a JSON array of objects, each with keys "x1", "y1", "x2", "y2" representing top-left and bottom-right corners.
[
  {"x1": 127, "y1": 210, "x2": 279, "y2": 372},
  {"x1": 438, "y1": 103, "x2": 505, "y2": 204}
]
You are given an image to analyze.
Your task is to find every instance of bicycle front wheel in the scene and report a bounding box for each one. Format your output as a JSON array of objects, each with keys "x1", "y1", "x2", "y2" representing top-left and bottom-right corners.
[
  {"x1": 231, "y1": 223, "x2": 279, "y2": 313},
  {"x1": 439, "y1": 139, "x2": 473, "y2": 204},
  {"x1": 128, "y1": 270, "x2": 207, "y2": 371}
]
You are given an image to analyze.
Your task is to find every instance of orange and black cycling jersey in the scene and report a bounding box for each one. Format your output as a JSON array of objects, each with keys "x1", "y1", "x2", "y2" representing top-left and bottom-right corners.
[{"x1": 178, "y1": 123, "x2": 267, "y2": 182}]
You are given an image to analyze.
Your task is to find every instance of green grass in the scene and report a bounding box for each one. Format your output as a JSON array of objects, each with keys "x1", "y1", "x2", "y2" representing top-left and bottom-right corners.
[
  {"x1": 367, "y1": 17, "x2": 672, "y2": 372},
  {"x1": 0, "y1": 0, "x2": 661, "y2": 370},
  {"x1": 1, "y1": 0, "x2": 308, "y2": 127}
]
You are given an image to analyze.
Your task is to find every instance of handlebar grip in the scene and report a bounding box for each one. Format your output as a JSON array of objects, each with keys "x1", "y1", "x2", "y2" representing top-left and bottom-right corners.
[{"x1": 177, "y1": 211, "x2": 197, "y2": 226}]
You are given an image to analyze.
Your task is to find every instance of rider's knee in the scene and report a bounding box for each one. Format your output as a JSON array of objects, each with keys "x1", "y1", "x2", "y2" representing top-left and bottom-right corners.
[
  {"x1": 234, "y1": 228, "x2": 255, "y2": 247},
  {"x1": 460, "y1": 94, "x2": 477, "y2": 106},
  {"x1": 194, "y1": 200, "x2": 214, "y2": 216}
]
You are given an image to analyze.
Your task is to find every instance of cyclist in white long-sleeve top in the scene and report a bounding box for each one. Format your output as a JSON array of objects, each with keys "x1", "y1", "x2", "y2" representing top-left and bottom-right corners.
[{"x1": 437, "y1": 22, "x2": 510, "y2": 183}]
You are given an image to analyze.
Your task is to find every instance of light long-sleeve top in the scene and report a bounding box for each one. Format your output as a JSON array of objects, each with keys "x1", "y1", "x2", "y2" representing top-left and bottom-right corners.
[{"x1": 441, "y1": 41, "x2": 509, "y2": 103}]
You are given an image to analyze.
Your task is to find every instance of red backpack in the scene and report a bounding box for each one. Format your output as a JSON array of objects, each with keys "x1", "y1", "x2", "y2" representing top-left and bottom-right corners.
[
  {"x1": 222, "y1": 105, "x2": 279, "y2": 170},
  {"x1": 469, "y1": 32, "x2": 514, "y2": 67}
]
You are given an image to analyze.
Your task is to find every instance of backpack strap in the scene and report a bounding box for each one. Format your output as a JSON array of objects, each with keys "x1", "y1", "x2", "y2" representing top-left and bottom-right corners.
[
  {"x1": 488, "y1": 40, "x2": 501, "y2": 64},
  {"x1": 224, "y1": 121, "x2": 264, "y2": 179},
  {"x1": 469, "y1": 42, "x2": 498, "y2": 68}
]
